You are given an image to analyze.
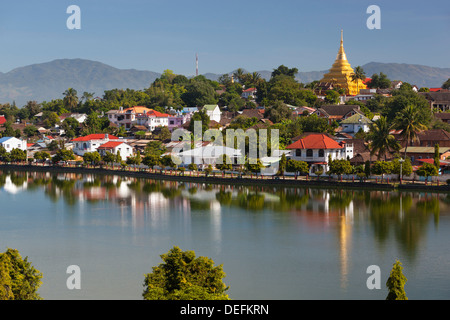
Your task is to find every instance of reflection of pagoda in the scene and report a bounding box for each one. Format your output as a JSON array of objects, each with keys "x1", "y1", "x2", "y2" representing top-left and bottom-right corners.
[{"x1": 318, "y1": 30, "x2": 366, "y2": 96}]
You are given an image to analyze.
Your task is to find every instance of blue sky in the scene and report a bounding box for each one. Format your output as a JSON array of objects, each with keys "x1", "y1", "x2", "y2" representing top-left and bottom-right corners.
[{"x1": 0, "y1": 0, "x2": 448, "y2": 76}]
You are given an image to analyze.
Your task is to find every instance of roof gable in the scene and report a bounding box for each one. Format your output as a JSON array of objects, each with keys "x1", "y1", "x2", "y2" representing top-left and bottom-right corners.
[{"x1": 286, "y1": 133, "x2": 344, "y2": 150}]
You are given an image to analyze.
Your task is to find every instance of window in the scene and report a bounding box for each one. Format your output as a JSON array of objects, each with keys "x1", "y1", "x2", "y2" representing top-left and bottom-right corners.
[
  {"x1": 296, "y1": 149, "x2": 302, "y2": 157},
  {"x1": 306, "y1": 149, "x2": 313, "y2": 157},
  {"x1": 318, "y1": 149, "x2": 324, "y2": 157}
]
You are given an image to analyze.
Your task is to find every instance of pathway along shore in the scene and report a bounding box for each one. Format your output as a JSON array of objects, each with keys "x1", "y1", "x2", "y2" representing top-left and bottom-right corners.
[{"x1": 1, "y1": 163, "x2": 449, "y2": 193}]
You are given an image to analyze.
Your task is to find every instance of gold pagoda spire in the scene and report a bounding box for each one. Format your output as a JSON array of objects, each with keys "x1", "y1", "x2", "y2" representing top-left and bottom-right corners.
[{"x1": 318, "y1": 30, "x2": 366, "y2": 96}]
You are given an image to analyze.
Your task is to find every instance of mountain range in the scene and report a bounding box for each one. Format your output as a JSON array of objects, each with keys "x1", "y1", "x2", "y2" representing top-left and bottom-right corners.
[{"x1": 0, "y1": 58, "x2": 449, "y2": 107}]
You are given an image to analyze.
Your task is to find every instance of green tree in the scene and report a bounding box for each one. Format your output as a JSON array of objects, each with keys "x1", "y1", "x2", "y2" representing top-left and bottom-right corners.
[
  {"x1": 434, "y1": 144, "x2": 440, "y2": 170},
  {"x1": 271, "y1": 65, "x2": 298, "y2": 78},
  {"x1": 350, "y1": 66, "x2": 366, "y2": 94},
  {"x1": 286, "y1": 159, "x2": 309, "y2": 175},
  {"x1": 23, "y1": 125, "x2": 39, "y2": 137},
  {"x1": 442, "y1": 78, "x2": 450, "y2": 90},
  {"x1": 34, "y1": 151, "x2": 51, "y2": 161},
  {"x1": 366, "y1": 116, "x2": 400, "y2": 160},
  {"x1": 324, "y1": 90, "x2": 340, "y2": 104},
  {"x1": 63, "y1": 88, "x2": 79, "y2": 111},
  {"x1": 367, "y1": 72, "x2": 391, "y2": 89},
  {"x1": 142, "y1": 246, "x2": 230, "y2": 300},
  {"x1": 278, "y1": 153, "x2": 287, "y2": 176},
  {"x1": 102, "y1": 151, "x2": 116, "y2": 165},
  {"x1": 416, "y1": 162, "x2": 439, "y2": 181},
  {"x1": 392, "y1": 158, "x2": 413, "y2": 179},
  {"x1": 52, "y1": 149, "x2": 76, "y2": 163},
  {"x1": 386, "y1": 260, "x2": 408, "y2": 300},
  {"x1": 371, "y1": 161, "x2": 394, "y2": 178},
  {"x1": 264, "y1": 101, "x2": 293, "y2": 124},
  {"x1": 83, "y1": 151, "x2": 102, "y2": 165},
  {"x1": 393, "y1": 104, "x2": 428, "y2": 159},
  {"x1": 9, "y1": 148, "x2": 27, "y2": 162},
  {"x1": 181, "y1": 79, "x2": 218, "y2": 107},
  {"x1": 143, "y1": 154, "x2": 161, "y2": 168},
  {"x1": 215, "y1": 154, "x2": 232, "y2": 171},
  {"x1": 0, "y1": 248, "x2": 43, "y2": 300},
  {"x1": 328, "y1": 159, "x2": 353, "y2": 178}
]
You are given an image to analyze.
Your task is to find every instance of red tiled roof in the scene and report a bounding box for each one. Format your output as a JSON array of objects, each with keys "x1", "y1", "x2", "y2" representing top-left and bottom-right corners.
[
  {"x1": 97, "y1": 141, "x2": 125, "y2": 149},
  {"x1": 72, "y1": 134, "x2": 119, "y2": 142},
  {"x1": 136, "y1": 109, "x2": 170, "y2": 118},
  {"x1": 286, "y1": 133, "x2": 344, "y2": 150},
  {"x1": 0, "y1": 115, "x2": 6, "y2": 125}
]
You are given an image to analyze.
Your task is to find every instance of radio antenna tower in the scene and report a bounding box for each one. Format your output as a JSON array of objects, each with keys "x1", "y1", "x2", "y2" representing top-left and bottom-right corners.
[{"x1": 196, "y1": 53, "x2": 199, "y2": 76}]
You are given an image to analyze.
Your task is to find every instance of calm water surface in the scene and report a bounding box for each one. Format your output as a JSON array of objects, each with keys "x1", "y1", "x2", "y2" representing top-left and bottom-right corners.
[{"x1": 1, "y1": 169, "x2": 450, "y2": 300}]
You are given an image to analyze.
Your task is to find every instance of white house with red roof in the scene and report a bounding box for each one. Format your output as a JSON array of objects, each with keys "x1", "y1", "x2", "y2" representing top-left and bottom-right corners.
[
  {"x1": 241, "y1": 88, "x2": 257, "y2": 99},
  {"x1": 107, "y1": 106, "x2": 173, "y2": 131},
  {"x1": 96, "y1": 141, "x2": 134, "y2": 161},
  {"x1": 135, "y1": 109, "x2": 171, "y2": 131},
  {"x1": 72, "y1": 134, "x2": 122, "y2": 156},
  {"x1": 286, "y1": 133, "x2": 353, "y2": 176}
]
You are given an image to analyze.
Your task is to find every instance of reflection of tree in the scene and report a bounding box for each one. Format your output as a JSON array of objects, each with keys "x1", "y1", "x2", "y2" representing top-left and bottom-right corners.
[
  {"x1": 189, "y1": 199, "x2": 211, "y2": 211},
  {"x1": 368, "y1": 192, "x2": 437, "y2": 259},
  {"x1": 274, "y1": 189, "x2": 310, "y2": 211},
  {"x1": 328, "y1": 191, "x2": 353, "y2": 211},
  {"x1": 237, "y1": 192, "x2": 265, "y2": 211},
  {"x1": 215, "y1": 191, "x2": 232, "y2": 206}
]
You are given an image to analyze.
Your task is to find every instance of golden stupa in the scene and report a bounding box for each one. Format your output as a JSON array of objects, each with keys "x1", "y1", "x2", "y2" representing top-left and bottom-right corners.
[{"x1": 319, "y1": 30, "x2": 366, "y2": 96}]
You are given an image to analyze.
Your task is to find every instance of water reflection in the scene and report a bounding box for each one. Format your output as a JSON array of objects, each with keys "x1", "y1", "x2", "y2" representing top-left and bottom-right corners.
[{"x1": 1, "y1": 169, "x2": 448, "y2": 290}]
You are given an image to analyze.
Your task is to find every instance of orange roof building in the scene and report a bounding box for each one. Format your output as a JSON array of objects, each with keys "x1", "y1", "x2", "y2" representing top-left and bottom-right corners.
[{"x1": 286, "y1": 133, "x2": 354, "y2": 176}]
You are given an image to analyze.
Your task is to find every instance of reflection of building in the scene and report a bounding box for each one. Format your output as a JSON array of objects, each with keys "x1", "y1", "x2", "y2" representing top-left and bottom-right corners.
[{"x1": 318, "y1": 30, "x2": 367, "y2": 96}]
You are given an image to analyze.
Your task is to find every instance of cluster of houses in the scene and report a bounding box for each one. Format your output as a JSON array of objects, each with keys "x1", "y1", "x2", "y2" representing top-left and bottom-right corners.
[{"x1": 1, "y1": 83, "x2": 450, "y2": 179}]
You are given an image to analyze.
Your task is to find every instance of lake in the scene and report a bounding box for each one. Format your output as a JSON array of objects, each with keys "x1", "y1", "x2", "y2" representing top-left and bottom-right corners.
[{"x1": 1, "y1": 169, "x2": 450, "y2": 300}]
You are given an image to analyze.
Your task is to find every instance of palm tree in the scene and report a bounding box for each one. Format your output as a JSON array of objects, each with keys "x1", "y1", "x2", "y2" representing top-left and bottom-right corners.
[
  {"x1": 233, "y1": 68, "x2": 246, "y2": 84},
  {"x1": 63, "y1": 88, "x2": 79, "y2": 111},
  {"x1": 366, "y1": 116, "x2": 400, "y2": 161},
  {"x1": 393, "y1": 104, "x2": 428, "y2": 159},
  {"x1": 351, "y1": 66, "x2": 366, "y2": 95}
]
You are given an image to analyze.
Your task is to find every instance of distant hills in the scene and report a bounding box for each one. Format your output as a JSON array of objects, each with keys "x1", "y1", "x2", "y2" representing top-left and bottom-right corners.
[{"x1": 0, "y1": 58, "x2": 449, "y2": 107}]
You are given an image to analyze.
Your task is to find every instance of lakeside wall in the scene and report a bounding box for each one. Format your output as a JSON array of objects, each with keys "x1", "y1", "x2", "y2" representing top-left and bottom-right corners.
[{"x1": 1, "y1": 164, "x2": 450, "y2": 193}]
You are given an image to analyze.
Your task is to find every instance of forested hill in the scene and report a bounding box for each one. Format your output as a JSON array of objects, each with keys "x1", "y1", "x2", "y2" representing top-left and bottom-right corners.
[{"x1": 0, "y1": 58, "x2": 448, "y2": 107}]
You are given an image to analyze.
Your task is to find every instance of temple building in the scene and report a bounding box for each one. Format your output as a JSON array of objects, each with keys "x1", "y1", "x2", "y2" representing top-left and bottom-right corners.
[{"x1": 318, "y1": 30, "x2": 367, "y2": 96}]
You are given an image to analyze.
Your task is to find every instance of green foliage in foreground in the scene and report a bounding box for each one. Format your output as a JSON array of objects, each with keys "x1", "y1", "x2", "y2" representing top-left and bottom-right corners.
[
  {"x1": 142, "y1": 246, "x2": 230, "y2": 300},
  {"x1": 0, "y1": 248, "x2": 43, "y2": 300},
  {"x1": 386, "y1": 260, "x2": 408, "y2": 300}
]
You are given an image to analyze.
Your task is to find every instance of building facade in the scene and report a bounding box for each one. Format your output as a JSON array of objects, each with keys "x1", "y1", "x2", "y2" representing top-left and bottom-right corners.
[{"x1": 286, "y1": 133, "x2": 354, "y2": 176}]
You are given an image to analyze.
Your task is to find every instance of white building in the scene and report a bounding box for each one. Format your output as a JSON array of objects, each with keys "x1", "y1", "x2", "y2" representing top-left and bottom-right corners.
[
  {"x1": 241, "y1": 88, "x2": 257, "y2": 99},
  {"x1": 176, "y1": 145, "x2": 242, "y2": 169},
  {"x1": 96, "y1": 141, "x2": 134, "y2": 161},
  {"x1": 72, "y1": 134, "x2": 122, "y2": 156},
  {"x1": 135, "y1": 109, "x2": 171, "y2": 131},
  {"x1": 0, "y1": 137, "x2": 27, "y2": 152},
  {"x1": 339, "y1": 113, "x2": 373, "y2": 134},
  {"x1": 286, "y1": 133, "x2": 353, "y2": 176},
  {"x1": 107, "y1": 106, "x2": 171, "y2": 131},
  {"x1": 202, "y1": 105, "x2": 222, "y2": 123}
]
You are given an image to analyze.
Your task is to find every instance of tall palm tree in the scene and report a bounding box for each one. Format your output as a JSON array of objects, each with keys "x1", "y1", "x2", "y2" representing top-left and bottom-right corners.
[
  {"x1": 366, "y1": 116, "x2": 400, "y2": 161},
  {"x1": 393, "y1": 104, "x2": 428, "y2": 159},
  {"x1": 351, "y1": 66, "x2": 366, "y2": 95},
  {"x1": 233, "y1": 68, "x2": 246, "y2": 84},
  {"x1": 63, "y1": 88, "x2": 79, "y2": 111}
]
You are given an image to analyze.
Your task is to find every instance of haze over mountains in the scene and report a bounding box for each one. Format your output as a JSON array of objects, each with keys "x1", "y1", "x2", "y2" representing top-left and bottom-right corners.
[{"x1": 0, "y1": 58, "x2": 449, "y2": 107}]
